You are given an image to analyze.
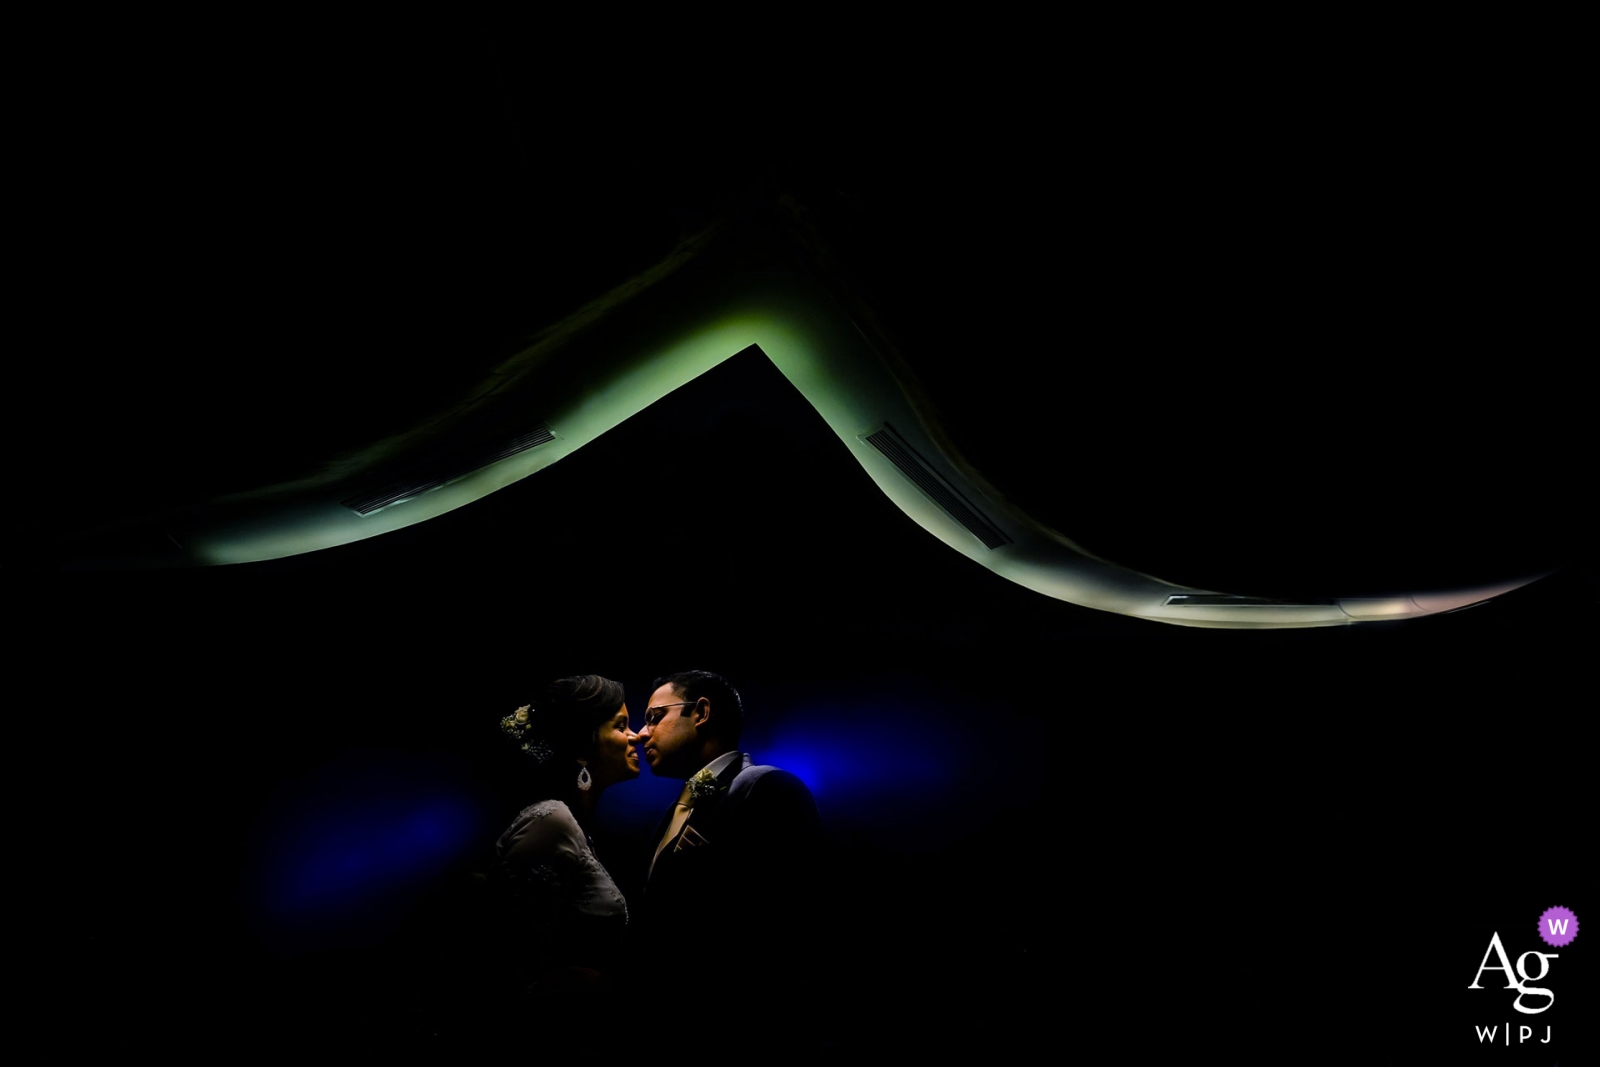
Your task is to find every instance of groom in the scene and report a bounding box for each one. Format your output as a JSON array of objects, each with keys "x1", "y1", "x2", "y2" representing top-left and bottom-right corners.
[{"x1": 632, "y1": 670, "x2": 823, "y2": 1021}]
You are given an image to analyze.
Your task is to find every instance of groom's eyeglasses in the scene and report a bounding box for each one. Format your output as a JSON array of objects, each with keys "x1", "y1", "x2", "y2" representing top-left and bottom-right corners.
[{"x1": 642, "y1": 701, "x2": 696, "y2": 728}]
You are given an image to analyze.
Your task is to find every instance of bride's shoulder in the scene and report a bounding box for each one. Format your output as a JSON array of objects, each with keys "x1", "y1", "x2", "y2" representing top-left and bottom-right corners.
[
  {"x1": 513, "y1": 798, "x2": 575, "y2": 821},
  {"x1": 498, "y1": 799, "x2": 583, "y2": 854}
]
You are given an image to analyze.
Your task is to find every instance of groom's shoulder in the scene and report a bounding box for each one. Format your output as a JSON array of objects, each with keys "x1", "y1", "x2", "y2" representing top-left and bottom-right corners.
[
  {"x1": 730, "y1": 762, "x2": 809, "y2": 794},
  {"x1": 729, "y1": 763, "x2": 820, "y2": 822}
]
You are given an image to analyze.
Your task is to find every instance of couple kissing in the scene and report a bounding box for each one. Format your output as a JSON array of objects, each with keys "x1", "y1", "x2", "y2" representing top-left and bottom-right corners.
[{"x1": 485, "y1": 670, "x2": 822, "y2": 1043}]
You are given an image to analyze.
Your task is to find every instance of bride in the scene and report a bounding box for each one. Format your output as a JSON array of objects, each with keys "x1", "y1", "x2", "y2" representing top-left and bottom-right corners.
[{"x1": 485, "y1": 675, "x2": 638, "y2": 1023}]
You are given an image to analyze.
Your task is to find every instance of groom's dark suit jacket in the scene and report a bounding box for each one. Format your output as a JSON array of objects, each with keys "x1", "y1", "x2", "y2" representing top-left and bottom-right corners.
[{"x1": 632, "y1": 753, "x2": 824, "y2": 1014}]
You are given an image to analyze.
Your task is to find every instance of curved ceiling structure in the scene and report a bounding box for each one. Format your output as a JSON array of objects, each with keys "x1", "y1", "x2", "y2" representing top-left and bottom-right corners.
[{"x1": 57, "y1": 214, "x2": 1543, "y2": 629}]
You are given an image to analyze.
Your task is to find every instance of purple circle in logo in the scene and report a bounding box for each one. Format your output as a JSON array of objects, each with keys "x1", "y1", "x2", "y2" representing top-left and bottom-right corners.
[{"x1": 1538, "y1": 905, "x2": 1579, "y2": 948}]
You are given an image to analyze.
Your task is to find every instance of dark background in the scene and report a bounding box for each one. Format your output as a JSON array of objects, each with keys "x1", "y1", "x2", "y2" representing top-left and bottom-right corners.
[{"x1": 18, "y1": 65, "x2": 1592, "y2": 1061}]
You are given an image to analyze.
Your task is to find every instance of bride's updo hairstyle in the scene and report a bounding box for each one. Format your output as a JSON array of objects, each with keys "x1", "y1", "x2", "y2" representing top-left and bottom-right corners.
[{"x1": 499, "y1": 674, "x2": 626, "y2": 799}]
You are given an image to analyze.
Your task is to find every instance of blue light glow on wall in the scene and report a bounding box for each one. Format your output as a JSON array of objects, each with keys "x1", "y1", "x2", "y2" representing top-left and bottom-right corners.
[
  {"x1": 270, "y1": 795, "x2": 478, "y2": 915},
  {"x1": 746, "y1": 681, "x2": 1041, "y2": 852},
  {"x1": 245, "y1": 751, "x2": 486, "y2": 945}
]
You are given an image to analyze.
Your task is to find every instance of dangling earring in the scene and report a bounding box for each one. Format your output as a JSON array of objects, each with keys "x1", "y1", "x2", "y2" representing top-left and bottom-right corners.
[{"x1": 576, "y1": 761, "x2": 592, "y2": 792}]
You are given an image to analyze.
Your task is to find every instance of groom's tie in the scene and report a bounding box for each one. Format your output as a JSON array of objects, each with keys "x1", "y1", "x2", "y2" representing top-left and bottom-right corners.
[{"x1": 649, "y1": 783, "x2": 693, "y2": 878}]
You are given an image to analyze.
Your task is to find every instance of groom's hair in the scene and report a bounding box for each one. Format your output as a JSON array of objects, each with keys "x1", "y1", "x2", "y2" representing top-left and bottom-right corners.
[{"x1": 653, "y1": 669, "x2": 744, "y2": 743}]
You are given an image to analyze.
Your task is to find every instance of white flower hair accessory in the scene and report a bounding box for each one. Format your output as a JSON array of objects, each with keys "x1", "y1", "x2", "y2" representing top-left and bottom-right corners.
[
  {"x1": 687, "y1": 766, "x2": 721, "y2": 806},
  {"x1": 500, "y1": 705, "x2": 553, "y2": 763}
]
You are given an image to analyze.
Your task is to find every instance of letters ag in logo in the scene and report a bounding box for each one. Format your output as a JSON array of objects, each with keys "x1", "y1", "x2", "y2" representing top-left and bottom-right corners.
[{"x1": 1467, "y1": 904, "x2": 1579, "y2": 1048}]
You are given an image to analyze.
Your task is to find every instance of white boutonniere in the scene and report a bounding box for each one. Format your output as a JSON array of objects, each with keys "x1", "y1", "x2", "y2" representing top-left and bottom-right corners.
[{"x1": 686, "y1": 767, "x2": 721, "y2": 806}]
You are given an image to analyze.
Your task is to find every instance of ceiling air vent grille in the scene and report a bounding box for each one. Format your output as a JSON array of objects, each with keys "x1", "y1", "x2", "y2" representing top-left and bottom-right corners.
[
  {"x1": 1164, "y1": 595, "x2": 1338, "y2": 607},
  {"x1": 863, "y1": 424, "x2": 1012, "y2": 549},
  {"x1": 342, "y1": 423, "x2": 556, "y2": 516}
]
